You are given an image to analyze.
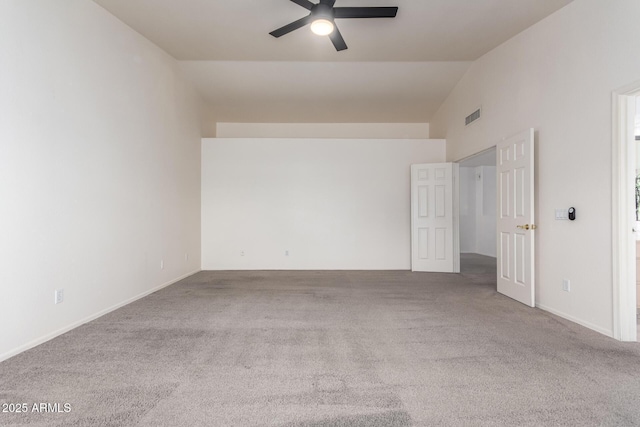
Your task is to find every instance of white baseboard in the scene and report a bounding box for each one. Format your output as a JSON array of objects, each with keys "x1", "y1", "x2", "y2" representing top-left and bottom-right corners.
[
  {"x1": 536, "y1": 303, "x2": 614, "y2": 338},
  {"x1": 0, "y1": 269, "x2": 201, "y2": 363}
]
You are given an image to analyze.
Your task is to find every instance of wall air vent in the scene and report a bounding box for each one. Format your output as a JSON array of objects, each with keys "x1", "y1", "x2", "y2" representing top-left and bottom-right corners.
[{"x1": 465, "y1": 108, "x2": 481, "y2": 126}]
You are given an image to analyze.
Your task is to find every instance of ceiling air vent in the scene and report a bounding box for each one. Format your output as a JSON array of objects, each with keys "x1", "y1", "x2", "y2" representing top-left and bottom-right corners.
[{"x1": 465, "y1": 108, "x2": 481, "y2": 126}]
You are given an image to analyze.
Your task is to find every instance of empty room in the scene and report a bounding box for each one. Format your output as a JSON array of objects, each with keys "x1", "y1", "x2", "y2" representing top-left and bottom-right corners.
[{"x1": 2, "y1": 0, "x2": 640, "y2": 425}]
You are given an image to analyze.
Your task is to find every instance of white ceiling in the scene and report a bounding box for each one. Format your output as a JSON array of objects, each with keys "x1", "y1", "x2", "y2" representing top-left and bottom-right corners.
[
  {"x1": 93, "y1": 0, "x2": 573, "y2": 124},
  {"x1": 180, "y1": 61, "x2": 472, "y2": 123}
]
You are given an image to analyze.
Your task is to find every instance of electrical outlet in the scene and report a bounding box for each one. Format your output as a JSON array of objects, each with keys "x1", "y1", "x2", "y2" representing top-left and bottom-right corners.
[
  {"x1": 185, "y1": 253, "x2": 189, "y2": 261},
  {"x1": 160, "y1": 259, "x2": 164, "y2": 269},
  {"x1": 240, "y1": 250, "x2": 245, "y2": 256},
  {"x1": 285, "y1": 250, "x2": 289, "y2": 256},
  {"x1": 562, "y1": 279, "x2": 570, "y2": 292},
  {"x1": 54, "y1": 289, "x2": 64, "y2": 304}
]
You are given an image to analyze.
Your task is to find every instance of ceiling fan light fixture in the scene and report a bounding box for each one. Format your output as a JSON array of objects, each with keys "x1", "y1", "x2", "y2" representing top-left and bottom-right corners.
[
  {"x1": 310, "y1": 18, "x2": 334, "y2": 36},
  {"x1": 269, "y1": 1, "x2": 398, "y2": 51}
]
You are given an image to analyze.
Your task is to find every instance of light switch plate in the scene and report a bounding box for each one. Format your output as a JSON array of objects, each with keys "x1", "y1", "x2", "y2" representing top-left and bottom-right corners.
[{"x1": 555, "y1": 209, "x2": 568, "y2": 220}]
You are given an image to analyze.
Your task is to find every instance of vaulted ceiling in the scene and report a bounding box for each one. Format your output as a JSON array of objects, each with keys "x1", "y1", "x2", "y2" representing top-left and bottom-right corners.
[{"x1": 93, "y1": 0, "x2": 573, "y2": 124}]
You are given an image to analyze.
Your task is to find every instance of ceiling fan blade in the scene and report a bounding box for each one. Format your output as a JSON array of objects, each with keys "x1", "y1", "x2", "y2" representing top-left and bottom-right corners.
[
  {"x1": 290, "y1": 0, "x2": 315, "y2": 10},
  {"x1": 270, "y1": 15, "x2": 313, "y2": 38},
  {"x1": 329, "y1": 25, "x2": 347, "y2": 51},
  {"x1": 333, "y1": 7, "x2": 398, "y2": 19},
  {"x1": 319, "y1": 0, "x2": 337, "y2": 6}
]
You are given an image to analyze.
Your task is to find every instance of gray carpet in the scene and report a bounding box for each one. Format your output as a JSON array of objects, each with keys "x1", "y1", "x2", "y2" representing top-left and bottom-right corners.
[{"x1": 2, "y1": 255, "x2": 640, "y2": 426}]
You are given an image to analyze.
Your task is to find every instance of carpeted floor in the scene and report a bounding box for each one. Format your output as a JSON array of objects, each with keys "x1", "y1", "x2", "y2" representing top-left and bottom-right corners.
[{"x1": 2, "y1": 255, "x2": 640, "y2": 426}]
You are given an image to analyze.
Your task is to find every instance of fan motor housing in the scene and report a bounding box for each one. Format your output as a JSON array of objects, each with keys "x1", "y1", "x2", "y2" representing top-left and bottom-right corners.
[{"x1": 312, "y1": 3, "x2": 335, "y2": 20}]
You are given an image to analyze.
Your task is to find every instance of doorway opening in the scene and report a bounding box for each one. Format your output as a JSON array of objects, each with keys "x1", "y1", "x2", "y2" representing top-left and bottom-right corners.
[
  {"x1": 612, "y1": 82, "x2": 640, "y2": 341},
  {"x1": 458, "y1": 147, "x2": 497, "y2": 276}
]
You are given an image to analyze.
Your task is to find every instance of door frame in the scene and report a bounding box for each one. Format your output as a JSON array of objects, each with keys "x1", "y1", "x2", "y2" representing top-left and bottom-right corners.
[
  {"x1": 453, "y1": 163, "x2": 460, "y2": 273},
  {"x1": 612, "y1": 81, "x2": 640, "y2": 341}
]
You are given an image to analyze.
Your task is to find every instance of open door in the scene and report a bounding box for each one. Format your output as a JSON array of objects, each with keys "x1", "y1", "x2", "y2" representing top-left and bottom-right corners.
[
  {"x1": 497, "y1": 129, "x2": 535, "y2": 307},
  {"x1": 411, "y1": 163, "x2": 459, "y2": 272}
]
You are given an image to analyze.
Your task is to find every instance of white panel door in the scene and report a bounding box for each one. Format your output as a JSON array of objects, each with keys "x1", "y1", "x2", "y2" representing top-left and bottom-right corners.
[
  {"x1": 497, "y1": 129, "x2": 535, "y2": 307},
  {"x1": 411, "y1": 163, "x2": 455, "y2": 272}
]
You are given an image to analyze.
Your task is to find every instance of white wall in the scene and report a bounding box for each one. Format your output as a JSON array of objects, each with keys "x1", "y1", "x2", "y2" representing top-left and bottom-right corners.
[
  {"x1": 476, "y1": 166, "x2": 497, "y2": 257},
  {"x1": 459, "y1": 166, "x2": 496, "y2": 257},
  {"x1": 459, "y1": 168, "x2": 477, "y2": 253},
  {"x1": 0, "y1": 1, "x2": 202, "y2": 361},
  {"x1": 431, "y1": 0, "x2": 640, "y2": 336},
  {"x1": 202, "y1": 138, "x2": 445, "y2": 269},
  {"x1": 636, "y1": 96, "x2": 640, "y2": 138},
  {"x1": 216, "y1": 123, "x2": 430, "y2": 139},
  {"x1": 636, "y1": 96, "x2": 640, "y2": 169}
]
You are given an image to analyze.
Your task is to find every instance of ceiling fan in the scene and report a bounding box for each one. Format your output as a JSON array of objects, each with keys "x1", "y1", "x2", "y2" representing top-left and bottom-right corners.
[{"x1": 269, "y1": 0, "x2": 398, "y2": 51}]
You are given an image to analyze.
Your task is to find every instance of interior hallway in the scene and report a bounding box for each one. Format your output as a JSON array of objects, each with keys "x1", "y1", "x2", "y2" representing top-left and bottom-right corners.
[{"x1": 460, "y1": 253, "x2": 497, "y2": 275}]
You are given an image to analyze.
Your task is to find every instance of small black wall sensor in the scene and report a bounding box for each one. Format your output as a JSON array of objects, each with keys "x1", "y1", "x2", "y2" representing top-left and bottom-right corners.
[{"x1": 568, "y1": 207, "x2": 576, "y2": 221}]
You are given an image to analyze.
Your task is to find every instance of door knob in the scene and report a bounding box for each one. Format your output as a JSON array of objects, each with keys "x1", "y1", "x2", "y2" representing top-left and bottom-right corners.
[{"x1": 516, "y1": 224, "x2": 537, "y2": 230}]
